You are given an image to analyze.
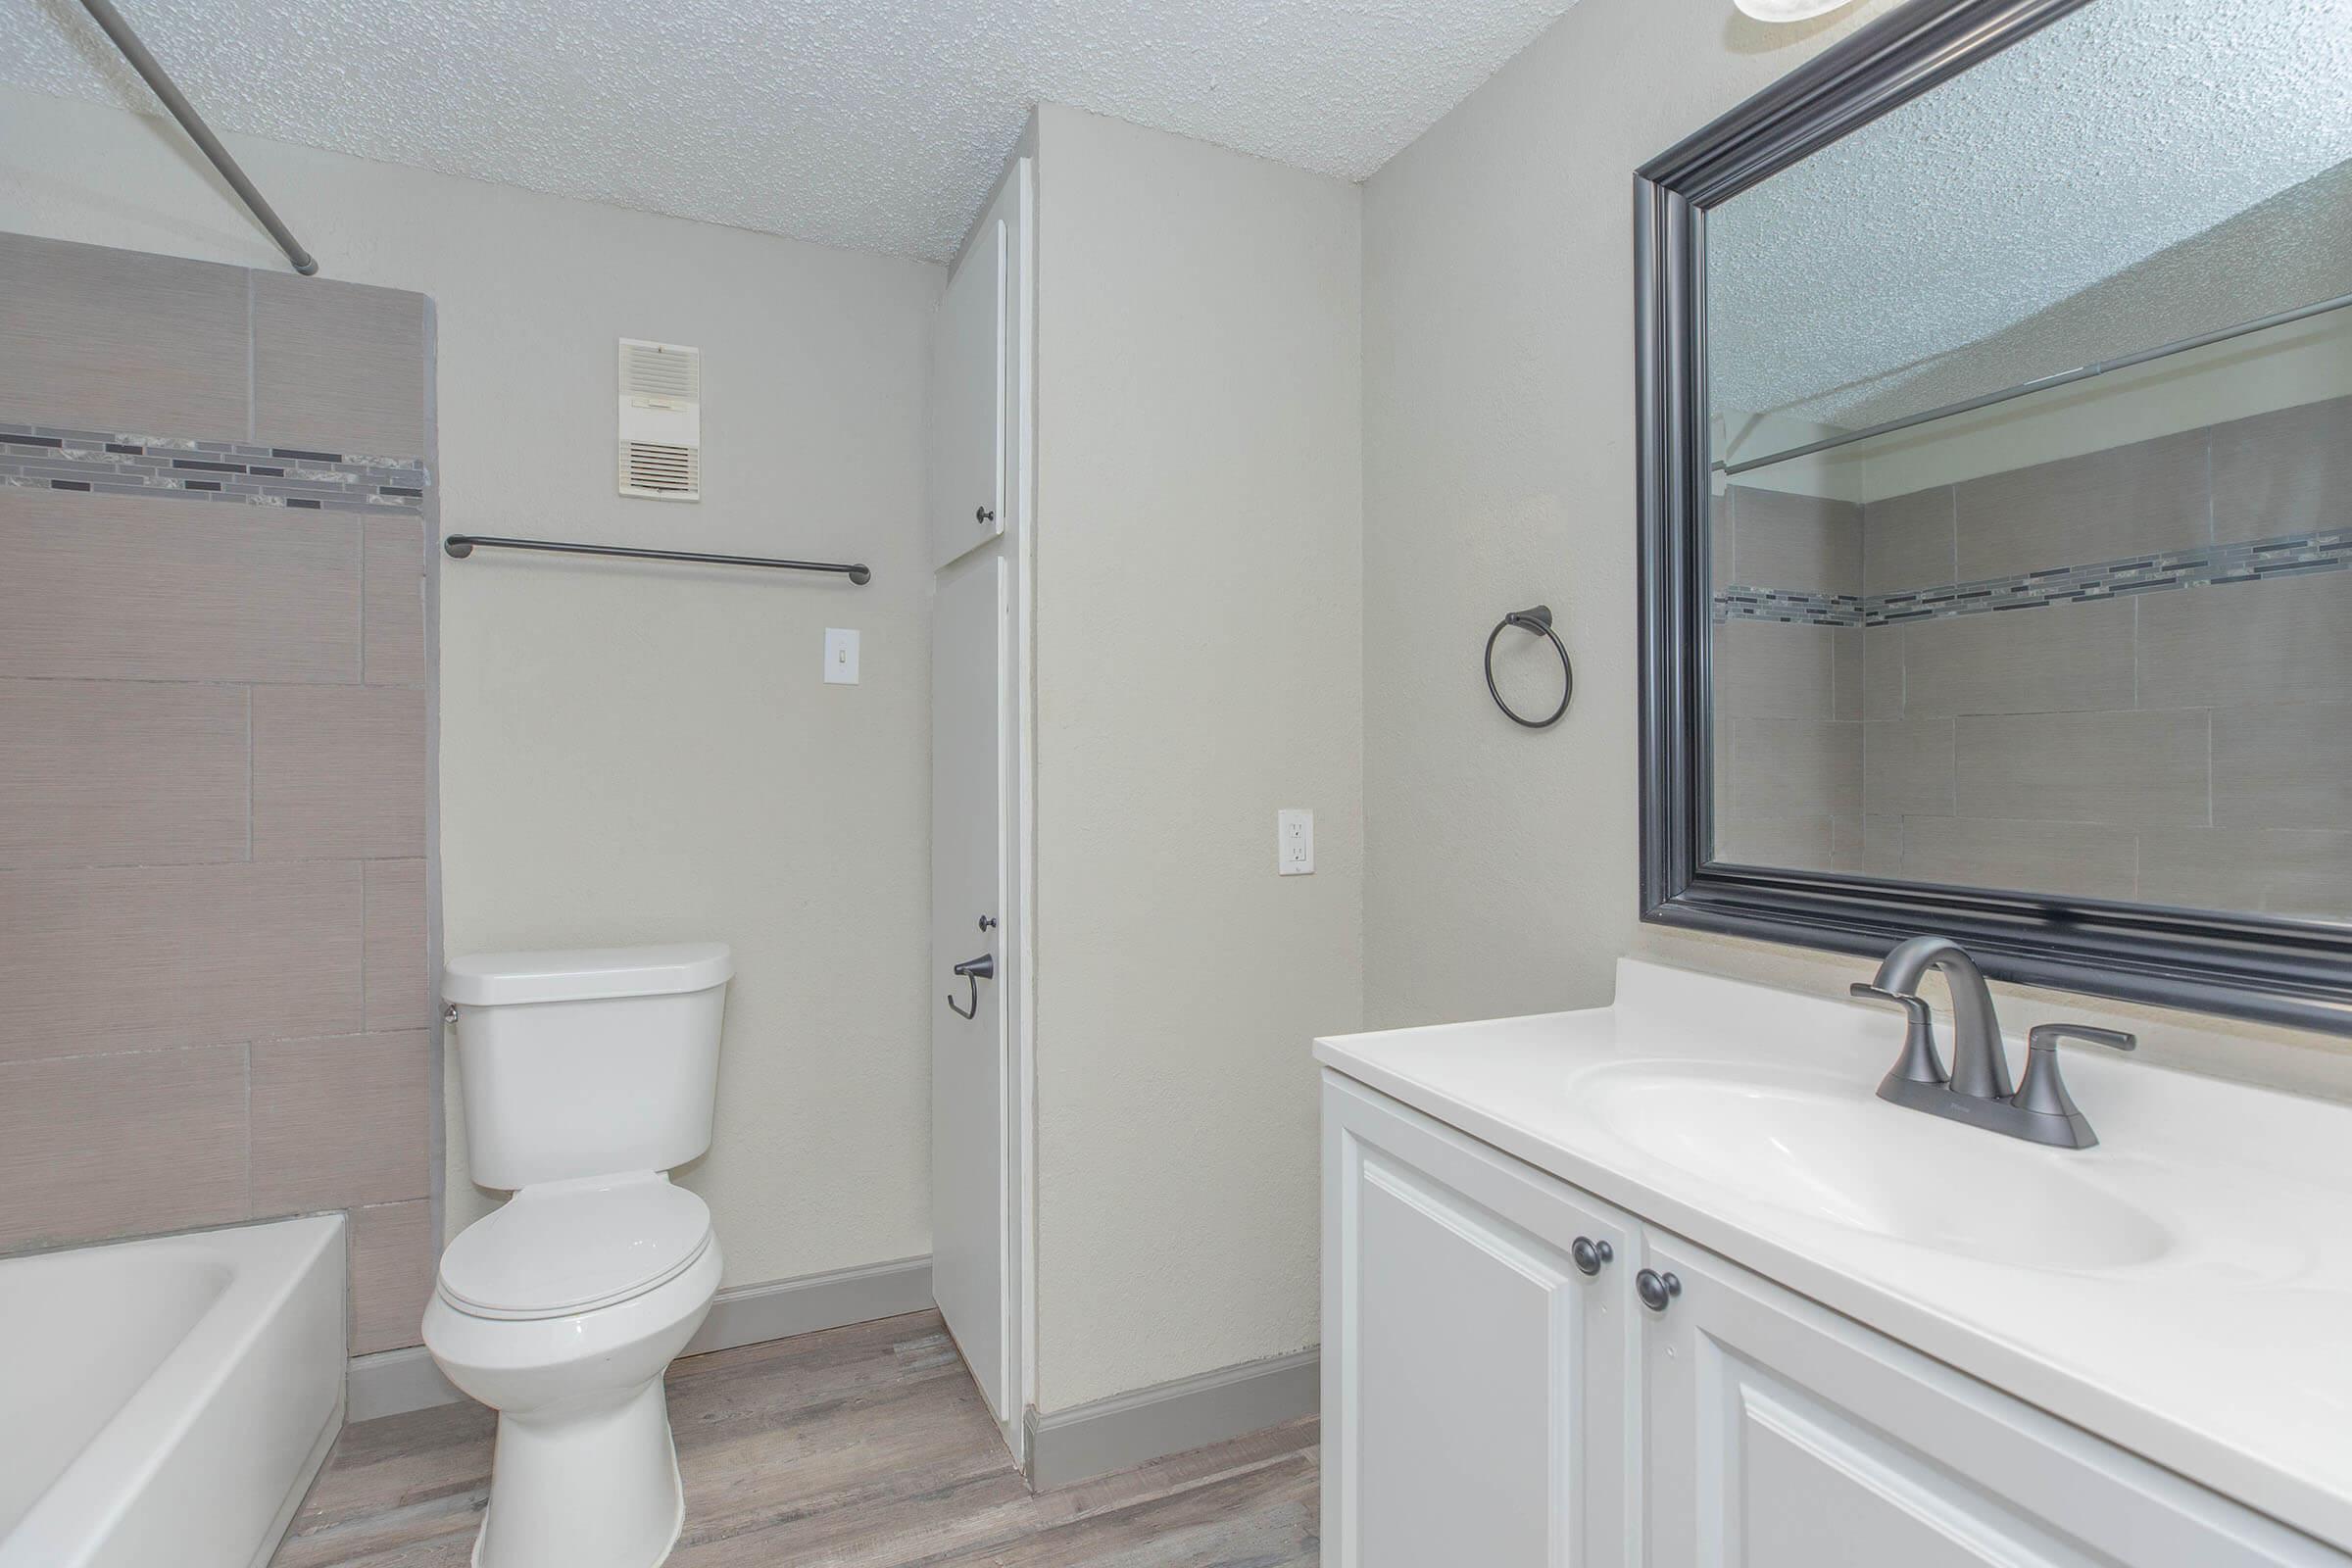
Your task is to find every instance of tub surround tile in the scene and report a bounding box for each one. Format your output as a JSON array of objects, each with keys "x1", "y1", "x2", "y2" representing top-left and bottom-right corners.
[
  {"x1": 2213, "y1": 702, "x2": 2352, "y2": 831},
  {"x1": 1953, "y1": 427, "x2": 2208, "y2": 580},
  {"x1": 1730, "y1": 718, "x2": 1862, "y2": 820},
  {"x1": 2136, "y1": 568, "x2": 2352, "y2": 710},
  {"x1": 1714, "y1": 619, "x2": 1835, "y2": 720},
  {"x1": 250, "y1": 1031, "x2": 433, "y2": 1212},
  {"x1": 2210, "y1": 394, "x2": 2352, "y2": 545},
  {"x1": 0, "y1": 232, "x2": 249, "y2": 439},
  {"x1": 2138, "y1": 826, "x2": 2352, "y2": 921},
  {"x1": 0, "y1": 861, "x2": 362, "y2": 1059},
  {"x1": 1898, "y1": 815, "x2": 2140, "y2": 902},
  {"x1": 0, "y1": 1043, "x2": 249, "y2": 1250},
  {"x1": 252, "y1": 273, "x2": 429, "y2": 460},
  {"x1": 1954, "y1": 709, "x2": 2209, "y2": 827},
  {"x1": 252, "y1": 686, "x2": 429, "y2": 860},
  {"x1": 1831, "y1": 628, "x2": 1865, "y2": 722},
  {"x1": 362, "y1": 517, "x2": 429, "y2": 687},
  {"x1": 0, "y1": 490, "x2": 361, "y2": 683},
  {"x1": 364, "y1": 860, "x2": 435, "y2": 1031},
  {"x1": 1862, "y1": 485, "x2": 1957, "y2": 594},
  {"x1": 1727, "y1": 486, "x2": 1862, "y2": 596},
  {"x1": 349, "y1": 1199, "x2": 436, "y2": 1354},
  {"x1": 1714, "y1": 813, "x2": 1835, "y2": 869},
  {"x1": 1901, "y1": 597, "x2": 2134, "y2": 716},
  {"x1": 1864, "y1": 717, "x2": 1955, "y2": 817},
  {"x1": 0, "y1": 680, "x2": 248, "y2": 867}
]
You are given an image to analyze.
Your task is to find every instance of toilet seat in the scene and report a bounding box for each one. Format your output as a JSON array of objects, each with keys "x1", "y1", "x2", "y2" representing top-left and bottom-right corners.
[{"x1": 438, "y1": 1173, "x2": 712, "y2": 1321}]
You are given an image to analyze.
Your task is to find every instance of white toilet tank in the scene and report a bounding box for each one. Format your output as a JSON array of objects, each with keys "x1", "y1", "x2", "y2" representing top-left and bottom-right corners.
[{"x1": 444, "y1": 943, "x2": 732, "y2": 1190}]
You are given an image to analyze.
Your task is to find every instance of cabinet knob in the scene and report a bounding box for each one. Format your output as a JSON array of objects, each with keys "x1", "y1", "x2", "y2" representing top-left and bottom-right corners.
[
  {"x1": 1637, "y1": 1268, "x2": 1682, "y2": 1313},
  {"x1": 1571, "y1": 1236, "x2": 1613, "y2": 1276},
  {"x1": 976, "y1": 505, "x2": 997, "y2": 524}
]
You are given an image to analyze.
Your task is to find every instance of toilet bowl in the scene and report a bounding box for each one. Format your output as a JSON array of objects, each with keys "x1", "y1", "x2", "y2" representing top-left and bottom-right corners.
[{"x1": 426, "y1": 944, "x2": 732, "y2": 1568}]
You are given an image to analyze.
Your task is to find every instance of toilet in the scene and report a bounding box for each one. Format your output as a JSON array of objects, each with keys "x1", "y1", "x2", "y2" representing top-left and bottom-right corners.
[{"x1": 424, "y1": 943, "x2": 733, "y2": 1568}]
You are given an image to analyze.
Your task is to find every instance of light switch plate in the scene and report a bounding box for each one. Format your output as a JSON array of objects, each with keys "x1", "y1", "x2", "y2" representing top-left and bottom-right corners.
[
  {"x1": 824, "y1": 628, "x2": 859, "y2": 684},
  {"x1": 1278, "y1": 808, "x2": 1314, "y2": 875}
]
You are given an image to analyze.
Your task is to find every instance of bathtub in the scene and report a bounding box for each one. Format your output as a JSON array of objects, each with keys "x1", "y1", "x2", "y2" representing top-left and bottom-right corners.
[{"x1": 0, "y1": 1215, "x2": 347, "y2": 1568}]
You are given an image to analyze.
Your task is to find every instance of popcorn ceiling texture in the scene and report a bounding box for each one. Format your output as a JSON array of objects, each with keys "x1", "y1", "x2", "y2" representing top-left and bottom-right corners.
[
  {"x1": 1708, "y1": 0, "x2": 2352, "y2": 428},
  {"x1": 0, "y1": 0, "x2": 1577, "y2": 260}
]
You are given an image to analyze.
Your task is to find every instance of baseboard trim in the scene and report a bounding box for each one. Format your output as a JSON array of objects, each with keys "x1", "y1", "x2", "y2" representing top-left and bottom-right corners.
[
  {"x1": 346, "y1": 1254, "x2": 934, "y2": 1423},
  {"x1": 1023, "y1": 1347, "x2": 1320, "y2": 1492}
]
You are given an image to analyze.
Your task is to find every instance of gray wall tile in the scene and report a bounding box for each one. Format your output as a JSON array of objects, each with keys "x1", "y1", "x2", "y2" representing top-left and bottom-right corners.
[
  {"x1": 362, "y1": 516, "x2": 428, "y2": 686},
  {"x1": 1954, "y1": 428, "x2": 2208, "y2": 579},
  {"x1": 1864, "y1": 717, "x2": 1954, "y2": 816},
  {"x1": 0, "y1": 1044, "x2": 248, "y2": 1250},
  {"x1": 1861, "y1": 485, "x2": 1955, "y2": 593},
  {"x1": 1727, "y1": 486, "x2": 1861, "y2": 595},
  {"x1": 1954, "y1": 709, "x2": 2209, "y2": 827},
  {"x1": 2139, "y1": 826, "x2": 2352, "y2": 922},
  {"x1": 1832, "y1": 628, "x2": 1864, "y2": 721},
  {"x1": 251, "y1": 272, "x2": 428, "y2": 457},
  {"x1": 0, "y1": 490, "x2": 360, "y2": 683},
  {"x1": 0, "y1": 861, "x2": 361, "y2": 1059},
  {"x1": 2138, "y1": 570, "x2": 2352, "y2": 710},
  {"x1": 364, "y1": 859, "x2": 434, "y2": 1031},
  {"x1": 250, "y1": 1030, "x2": 432, "y2": 1212},
  {"x1": 2214, "y1": 702, "x2": 2352, "y2": 830},
  {"x1": 0, "y1": 232, "x2": 249, "y2": 439},
  {"x1": 252, "y1": 686, "x2": 429, "y2": 859},
  {"x1": 1714, "y1": 813, "x2": 1834, "y2": 869},
  {"x1": 350, "y1": 1199, "x2": 434, "y2": 1353},
  {"x1": 0, "y1": 679, "x2": 247, "y2": 867},
  {"x1": 1863, "y1": 814, "x2": 1902, "y2": 877},
  {"x1": 1863, "y1": 631, "x2": 1903, "y2": 720},
  {"x1": 1714, "y1": 619, "x2": 1835, "y2": 719},
  {"x1": 2209, "y1": 394, "x2": 2352, "y2": 545},
  {"x1": 1900, "y1": 815, "x2": 2138, "y2": 902},
  {"x1": 1731, "y1": 717, "x2": 1862, "y2": 819},
  {"x1": 1901, "y1": 598, "x2": 2134, "y2": 716}
]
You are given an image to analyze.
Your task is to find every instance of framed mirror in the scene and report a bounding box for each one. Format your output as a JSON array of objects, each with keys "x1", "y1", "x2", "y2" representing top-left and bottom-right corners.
[{"x1": 1636, "y1": 0, "x2": 2352, "y2": 1031}]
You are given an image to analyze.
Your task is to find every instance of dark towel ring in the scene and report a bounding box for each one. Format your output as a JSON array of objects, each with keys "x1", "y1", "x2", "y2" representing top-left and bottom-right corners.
[{"x1": 1485, "y1": 605, "x2": 1573, "y2": 729}]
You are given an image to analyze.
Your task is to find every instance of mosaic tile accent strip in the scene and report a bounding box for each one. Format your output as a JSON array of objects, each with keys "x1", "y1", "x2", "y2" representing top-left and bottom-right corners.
[
  {"x1": 1713, "y1": 527, "x2": 2350, "y2": 626},
  {"x1": 0, "y1": 422, "x2": 430, "y2": 514}
]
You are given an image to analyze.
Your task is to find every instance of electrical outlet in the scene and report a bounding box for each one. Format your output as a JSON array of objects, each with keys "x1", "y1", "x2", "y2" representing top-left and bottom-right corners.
[
  {"x1": 1278, "y1": 808, "x2": 1314, "y2": 875},
  {"x1": 824, "y1": 628, "x2": 859, "y2": 684}
]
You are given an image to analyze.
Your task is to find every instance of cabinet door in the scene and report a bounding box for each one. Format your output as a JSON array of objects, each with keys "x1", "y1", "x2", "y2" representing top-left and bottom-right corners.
[
  {"x1": 1642, "y1": 1232, "x2": 2340, "y2": 1568},
  {"x1": 1323, "y1": 1073, "x2": 1640, "y2": 1568},
  {"x1": 927, "y1": 214, "x2": 1005, "y2": 570}
]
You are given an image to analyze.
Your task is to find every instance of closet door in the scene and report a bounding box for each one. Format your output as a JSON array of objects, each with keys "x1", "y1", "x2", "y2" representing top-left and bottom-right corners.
[{"x1": 927, "y1": 216, "x2": 1005, "y2": 570}]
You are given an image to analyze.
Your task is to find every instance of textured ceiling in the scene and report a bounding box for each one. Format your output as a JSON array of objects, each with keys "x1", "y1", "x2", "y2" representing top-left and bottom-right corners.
[
  {"x1": 1709, "y1": 0, "x2": 2352, "y2": 427},
  {"x1": 0, "y1": 0, "x2": 1579, "y2": 261}
]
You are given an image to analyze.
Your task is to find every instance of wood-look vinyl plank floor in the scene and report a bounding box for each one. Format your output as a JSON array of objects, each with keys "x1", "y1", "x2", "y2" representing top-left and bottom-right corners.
[{"x1": 272, "y1": 1311, "x2": 1320, "y2": 1568}]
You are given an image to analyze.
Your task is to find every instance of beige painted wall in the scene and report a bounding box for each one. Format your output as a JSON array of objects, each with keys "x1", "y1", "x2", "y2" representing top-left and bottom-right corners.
[
  {"x1": 1360, "y1": 0, "x2": 2352, "y2": 1098},
  {"x1": 1031, "y1": 103, "x2": 1364, "y2": 1411},
  {"x1": 0, "y1": 86, "x2": 945, "y2": 1293}
]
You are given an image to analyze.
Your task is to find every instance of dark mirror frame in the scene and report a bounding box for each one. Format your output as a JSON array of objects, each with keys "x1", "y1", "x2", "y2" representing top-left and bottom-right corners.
[{"x1": 1634, "y1": 0, "x2": 2352, "y2": 1035}]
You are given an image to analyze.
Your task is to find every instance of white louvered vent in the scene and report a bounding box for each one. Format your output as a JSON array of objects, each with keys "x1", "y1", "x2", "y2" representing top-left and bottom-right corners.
[{"x1": 617, "y1": 339, "x2": 702, "y2": 501}]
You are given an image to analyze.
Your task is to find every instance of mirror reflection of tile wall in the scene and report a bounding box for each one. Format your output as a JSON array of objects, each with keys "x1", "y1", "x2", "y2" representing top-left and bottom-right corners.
[{"x1": 1708, "y1": 392, "x2": 2352, "y2": 925}]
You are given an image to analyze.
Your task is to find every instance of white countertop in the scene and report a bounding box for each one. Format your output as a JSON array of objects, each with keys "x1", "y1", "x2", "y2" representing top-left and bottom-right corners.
[{"x1": 1314, "y1": 958, "x2": 2352, "y2": 1554}]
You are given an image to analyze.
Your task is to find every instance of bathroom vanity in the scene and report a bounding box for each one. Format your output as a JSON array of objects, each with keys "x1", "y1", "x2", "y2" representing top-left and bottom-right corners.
[{"x1": 1316, "y1": 960, "x2": 2352, "y2": 1566}]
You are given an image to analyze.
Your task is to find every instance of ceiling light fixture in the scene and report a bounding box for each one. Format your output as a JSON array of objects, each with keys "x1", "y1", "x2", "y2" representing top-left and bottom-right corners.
[{"x1": 1734, "y1": 0, "x2": 1856, "y2": 21}]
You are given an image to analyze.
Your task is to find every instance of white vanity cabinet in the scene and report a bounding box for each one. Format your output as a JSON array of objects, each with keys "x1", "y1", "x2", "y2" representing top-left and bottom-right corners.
[
  {"x1": 1322, "y1": 1074, "x2": 1641, "y2": 1567},
  {"x1": 1322, "y1": 1071, "x2": 2345, "y2": 1568}
]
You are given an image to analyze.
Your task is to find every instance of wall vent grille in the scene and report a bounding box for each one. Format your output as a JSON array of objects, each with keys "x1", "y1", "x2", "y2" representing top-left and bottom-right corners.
[{"x1": 617, "y1": 339, "x2": 703, "y2": 501}]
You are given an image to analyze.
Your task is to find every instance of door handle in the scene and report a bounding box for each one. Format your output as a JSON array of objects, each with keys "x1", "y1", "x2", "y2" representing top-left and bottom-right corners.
[{"x1": 948, "y1": 952, "x2": 996, "y2": 1019}]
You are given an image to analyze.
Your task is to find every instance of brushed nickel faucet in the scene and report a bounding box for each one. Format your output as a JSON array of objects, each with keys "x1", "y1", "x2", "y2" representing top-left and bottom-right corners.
[{"x1": 1849, "y1": 935, "x2": 2135, "y2": 1150}]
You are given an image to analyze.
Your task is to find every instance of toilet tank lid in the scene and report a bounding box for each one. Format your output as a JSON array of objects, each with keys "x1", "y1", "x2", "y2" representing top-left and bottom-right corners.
[{"x1": 444, "y1": 943, "x2": 733, "y2": 1006}]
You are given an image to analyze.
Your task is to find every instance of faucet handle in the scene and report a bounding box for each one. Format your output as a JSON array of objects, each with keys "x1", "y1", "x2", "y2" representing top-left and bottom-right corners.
[
  {"x1": 1850, "y1": 983, "x2": 1947, "y2": 1089},
  {"x1": 2014, "y1": 1024, "x2": 2136, "y2": 1148}
]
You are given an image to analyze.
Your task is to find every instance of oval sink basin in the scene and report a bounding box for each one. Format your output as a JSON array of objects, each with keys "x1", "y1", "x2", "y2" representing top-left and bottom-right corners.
[{"x1": 1578, "y1": 1061, "x2": 2176, "y2": 1271}]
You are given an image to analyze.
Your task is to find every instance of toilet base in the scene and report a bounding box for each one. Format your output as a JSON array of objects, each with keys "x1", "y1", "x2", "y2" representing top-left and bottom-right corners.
[{"x1": 471, "y1": 1379, "x2": 685, "y2": 1568}]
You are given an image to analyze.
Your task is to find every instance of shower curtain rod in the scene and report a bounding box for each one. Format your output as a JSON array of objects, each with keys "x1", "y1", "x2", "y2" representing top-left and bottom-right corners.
[
  {"x1": 76, "y1": 0, "x2": 318, "y2": 275},
  {"x1": 1717, "y1": 287, "x2": 2352, "y2": 477}
]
